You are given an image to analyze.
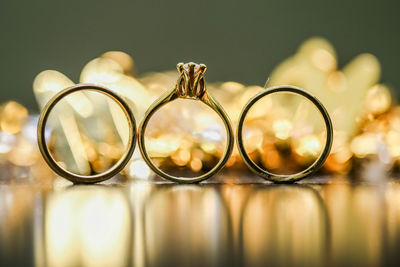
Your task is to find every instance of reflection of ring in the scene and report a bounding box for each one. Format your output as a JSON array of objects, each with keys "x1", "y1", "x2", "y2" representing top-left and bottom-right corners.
[
  {"x1": 138, "y1": 62, "x2": 234, "y2": 183},
  {"x1": 236, "y1": 85, "x2": 333, "y2": 183},
  {"x1": 37, "y1": 84, "x2": 137, "y2": 184}
]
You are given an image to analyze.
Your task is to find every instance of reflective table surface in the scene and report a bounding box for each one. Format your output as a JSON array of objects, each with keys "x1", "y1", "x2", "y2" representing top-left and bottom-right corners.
[{"x1": 1, "y1": 173, "x2": 400, "y2": 267}]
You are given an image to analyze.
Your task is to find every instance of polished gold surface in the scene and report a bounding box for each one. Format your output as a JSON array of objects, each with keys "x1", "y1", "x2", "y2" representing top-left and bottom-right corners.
[
  {"x1": 1, "y1": 174, "x2": 400, "y2": 267},
  {"x1": 138, "y1": 63, "x2": 234, "y2": 183}
]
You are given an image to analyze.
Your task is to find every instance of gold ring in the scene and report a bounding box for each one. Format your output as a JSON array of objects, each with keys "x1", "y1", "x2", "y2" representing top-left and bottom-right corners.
[
  {"x1": 138, "y1": 62, "x2": 234, "y2": 183},
  {"x1": 37, "y1": 84, "x2": 137, "y2": 184},
  {"x1": 236, "y1": 85, "x2": 333, "y2": 183}
]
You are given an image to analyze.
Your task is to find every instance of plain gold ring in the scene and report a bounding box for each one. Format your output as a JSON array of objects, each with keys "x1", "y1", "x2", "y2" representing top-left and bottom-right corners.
[
  {"x1": 236, "y1": 85, "x2": 333, "y2": 183},
  {"x1": 37, "y1": 83, "x2": 137, "y2": 184}
]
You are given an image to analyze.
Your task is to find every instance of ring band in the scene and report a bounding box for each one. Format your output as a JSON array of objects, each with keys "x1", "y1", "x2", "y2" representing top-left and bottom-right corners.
[
  {"x1": 37, "y1": 84, "x2": 137, "y2": 184},
  {"x1": 236, "y1": 85, "x2": 333, "y2": 183},
  {"x1": 138, "y1": 62, "x2": 234, "y2": 183}
]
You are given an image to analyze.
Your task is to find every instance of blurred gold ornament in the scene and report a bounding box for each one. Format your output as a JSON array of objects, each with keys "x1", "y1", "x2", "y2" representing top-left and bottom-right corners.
[
  {"x1": 0, "y1": 101, "x2": 28, "y2": 134},
  {"x1": 31, "y1": 39, "x2": 400, "y2": 181},
  {"x1": 101, "y1": 51, "x2": 136, "y2": 76},
  {"x1": 0, "y1": 99, "x2": 55, "y2": 182}
]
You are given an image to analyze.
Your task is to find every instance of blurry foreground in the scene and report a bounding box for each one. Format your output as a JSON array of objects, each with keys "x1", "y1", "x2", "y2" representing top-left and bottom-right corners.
[{"x1": 1, "y1": 175, "x2": 400, "y2": 267}]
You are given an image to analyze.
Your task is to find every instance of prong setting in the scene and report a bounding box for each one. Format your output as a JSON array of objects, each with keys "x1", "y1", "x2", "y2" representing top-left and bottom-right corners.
[
  {"x1": 176, "y1": 62, "x2": 207, "y2": 99},
  {"x1": 176, "y1": 63, "x2": 184, "y2": 73}
]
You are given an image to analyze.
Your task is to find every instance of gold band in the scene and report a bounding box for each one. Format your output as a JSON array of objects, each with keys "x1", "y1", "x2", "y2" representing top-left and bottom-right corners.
[
  {"x1": 236, "y1": 85, "x2": 333, "y2": 183},
  {"x1": 37, "y1": 84, "x2": 137, "y2": 184},
  {"x1": 138, "y1": 63, "x2": 234, "y2": 183}
]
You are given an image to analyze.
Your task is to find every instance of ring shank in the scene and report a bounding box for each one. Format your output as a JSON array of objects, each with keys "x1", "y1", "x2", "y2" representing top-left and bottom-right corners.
[
  {"x1": 138, "y1": 88, "x2": 234, "y2": 183},
  {"x1": 37, "y1": 84, "x2": 137, "y2": 184},
  {"x1": 236, "y1": 85, "x2": 333, "y2": 183}
]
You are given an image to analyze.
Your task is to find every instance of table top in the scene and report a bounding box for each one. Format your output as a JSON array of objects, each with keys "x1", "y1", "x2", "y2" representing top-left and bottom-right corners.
[{"x1": 1, "y1": 173, "x2": 399, "y2": 267}]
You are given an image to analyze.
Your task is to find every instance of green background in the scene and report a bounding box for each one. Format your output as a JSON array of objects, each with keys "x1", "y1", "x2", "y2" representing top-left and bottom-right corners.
[{"x1": 1, "y1": 0, "x2": 399, "y2": 110}]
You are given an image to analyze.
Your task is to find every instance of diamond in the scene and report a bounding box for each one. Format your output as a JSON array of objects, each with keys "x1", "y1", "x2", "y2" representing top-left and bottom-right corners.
[{"x1": 182, "y1": 62, "x2": 201, "y2": 75}]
